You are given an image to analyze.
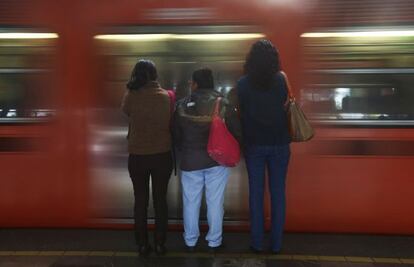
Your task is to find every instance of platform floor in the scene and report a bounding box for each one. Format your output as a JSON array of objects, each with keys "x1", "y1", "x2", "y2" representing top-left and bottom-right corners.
[{"x1": 0, "y1": 229, "x2": 413, "y2": 266}]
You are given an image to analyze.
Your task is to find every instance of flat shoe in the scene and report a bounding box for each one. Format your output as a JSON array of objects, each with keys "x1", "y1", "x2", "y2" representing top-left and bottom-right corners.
[
  {"x1": 249, "y1": 246, "x2": 263, "y2": 254},
  {"x1": 186, "y1": 245, "x2": 195, "y2": 253},
  {"x1": 138, "y1": 245, "x2": 152, "y2": 257},
  {"x1": 209, "y1": 244, "x2": 224, "y2": 253}
]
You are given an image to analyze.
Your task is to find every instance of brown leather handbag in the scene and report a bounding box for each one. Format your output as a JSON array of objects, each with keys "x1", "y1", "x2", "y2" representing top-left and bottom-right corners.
[{"x1": 281, "y1": 71, "x2": 314, "y2": 142}]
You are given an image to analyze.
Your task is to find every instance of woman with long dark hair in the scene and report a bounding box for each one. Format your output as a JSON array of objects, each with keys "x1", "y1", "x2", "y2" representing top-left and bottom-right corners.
[
  {"x1": 237, "y1": 40, "x2": 291, "y2": 253},
  {"x1": 121, "y1": 60, "x2": 173, "y2": 257}
]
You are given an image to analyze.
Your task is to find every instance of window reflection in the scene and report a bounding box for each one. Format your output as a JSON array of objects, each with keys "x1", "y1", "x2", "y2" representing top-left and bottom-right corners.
[
  {"x1": 94, "y1": 26, "x2": 263, "y2": 109},
  {"x1": 302, "y1": 27, "x2": 414, "y2": 125},
  {"x1": 0, "y1": 30, "x2": 57, "y2": 123}
]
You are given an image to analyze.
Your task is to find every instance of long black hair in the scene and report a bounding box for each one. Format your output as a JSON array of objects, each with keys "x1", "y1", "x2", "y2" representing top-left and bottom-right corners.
[
  {"x1": 126, "y1": 59, "x2": 158, "y2": 90},
  {"x1": 244, "y1": 39, "x2": 281, "y2": 90}
]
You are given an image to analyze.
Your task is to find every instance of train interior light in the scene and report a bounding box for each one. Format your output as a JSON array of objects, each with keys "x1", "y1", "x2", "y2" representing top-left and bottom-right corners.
[
  {"x1": 301, "y1": 29, "x2": 414, "y2": 38},
  {"x1": 94, "y1": 33, "x2": 265, "y2": 41},
  {"x1": 0, "y1": 32, "x2": 58, "y2": 39}
]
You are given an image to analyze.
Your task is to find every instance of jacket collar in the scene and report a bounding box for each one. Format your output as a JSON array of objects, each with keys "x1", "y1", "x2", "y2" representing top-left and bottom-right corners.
[
  {"x1": 177, "y1": 88, "x2": 223, "y2": 122},
  {"x1": 192, "y1": 88, "x2": 222, "y2": 98}
]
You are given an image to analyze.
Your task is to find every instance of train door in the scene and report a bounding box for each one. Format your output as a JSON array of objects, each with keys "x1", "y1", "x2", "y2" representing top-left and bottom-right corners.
[{"x1": 89, "y1": 26, "x2": 265, "y2": 225}]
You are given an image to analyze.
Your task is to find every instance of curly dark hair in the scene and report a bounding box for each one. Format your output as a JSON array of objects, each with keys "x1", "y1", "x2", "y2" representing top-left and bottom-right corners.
[
  {"x1": 126, "y1": 59, "x2": 158, "y2": 90},
  {"x1": 244, "y1": 39, "x2": 281, "y2": 90}
]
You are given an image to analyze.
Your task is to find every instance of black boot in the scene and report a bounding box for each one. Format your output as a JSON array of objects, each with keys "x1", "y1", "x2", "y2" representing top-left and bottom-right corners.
[{"x1": 155, "y1": 243, "x2": 167, "y2": 256}]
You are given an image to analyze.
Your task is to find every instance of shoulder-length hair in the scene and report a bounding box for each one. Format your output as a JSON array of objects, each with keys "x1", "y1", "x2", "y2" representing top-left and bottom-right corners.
[
  {"x1": 244, "y1": 39, "x2": 281, "y2": 90},
  {"x1": 126, "y1": 59, "x2": 158, "y2": 90}
]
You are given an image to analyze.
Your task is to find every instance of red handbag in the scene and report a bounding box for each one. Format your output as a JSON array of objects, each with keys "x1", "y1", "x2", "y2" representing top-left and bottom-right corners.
[{"x1": 207, "y1": 97, "x2": 240, "y2": 167}]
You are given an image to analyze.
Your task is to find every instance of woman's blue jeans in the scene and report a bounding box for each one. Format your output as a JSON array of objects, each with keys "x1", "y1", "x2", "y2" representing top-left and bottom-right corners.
[{"x1": 245, "y1": 144, "x2": 290, "y2": 252}]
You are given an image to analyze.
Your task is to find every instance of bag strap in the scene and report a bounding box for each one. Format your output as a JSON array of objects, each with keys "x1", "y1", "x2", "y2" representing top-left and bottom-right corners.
[
  {"x1": 212, "y1": 97, "x2": 222, "y2": 116},
  {"x1": 166, "y1": 89, "x2": 177, "y2": 176},
  {"x1": 167, "y1": 90, "x2": 176, "y2": 114},
  {"x1": 280, "y1": 71, "x2": 295, "y2": 103}
]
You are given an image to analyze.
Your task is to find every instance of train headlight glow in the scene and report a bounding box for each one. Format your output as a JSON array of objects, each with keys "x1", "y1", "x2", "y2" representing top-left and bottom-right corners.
[{"x1": 0, "y1": 33, "x2": 59, "y2": 39}]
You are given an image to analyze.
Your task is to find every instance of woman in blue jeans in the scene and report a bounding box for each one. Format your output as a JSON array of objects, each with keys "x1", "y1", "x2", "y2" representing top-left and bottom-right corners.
[{"x1": 237, "y1": 39, "x2": 291, "y2": 254}]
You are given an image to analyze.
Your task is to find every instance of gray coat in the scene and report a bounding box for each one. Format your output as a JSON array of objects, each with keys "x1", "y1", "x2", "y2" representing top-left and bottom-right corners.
[{"x1": 173, "y1": 88, "x2": 241, "y2": 171}]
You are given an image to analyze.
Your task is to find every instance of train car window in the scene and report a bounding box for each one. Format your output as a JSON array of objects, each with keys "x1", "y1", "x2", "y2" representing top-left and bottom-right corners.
[
  {"x1": 0, "y1": 30, "x2": 57, "y2": 123},
  {"x1": 302, "y1": 28, "x2": 414, "y2": 126},
  {"x1": 94, "y1": 26, "x2": 264, "y2": 108}
]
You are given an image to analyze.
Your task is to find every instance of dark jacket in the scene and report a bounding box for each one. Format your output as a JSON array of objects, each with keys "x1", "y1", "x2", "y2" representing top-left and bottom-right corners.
[
  {"x1": 237, "y1": 73, "x2": 291, "y2": 146},
  {"x1": 121, "y1": 81, "x2": 172, "y2": 155},
  {"x1": 173, "y1": 88, "x2": 241, "y2": 171}
]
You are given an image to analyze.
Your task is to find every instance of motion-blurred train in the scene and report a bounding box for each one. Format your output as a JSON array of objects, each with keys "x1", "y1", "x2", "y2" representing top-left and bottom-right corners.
[{"x1": 1, "y1": 0, "x2": 413, "y2": 234}]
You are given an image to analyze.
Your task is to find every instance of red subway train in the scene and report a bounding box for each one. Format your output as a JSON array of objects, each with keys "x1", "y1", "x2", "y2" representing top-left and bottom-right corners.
[{"x1": 0, "y1": 0, "x2": 414, "y2": 234}]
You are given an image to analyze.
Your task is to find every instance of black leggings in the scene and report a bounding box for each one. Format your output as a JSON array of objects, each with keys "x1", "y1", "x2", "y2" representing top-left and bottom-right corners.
[{"x1": 128, "y1": 152, "x2": 173, "y2": 246}]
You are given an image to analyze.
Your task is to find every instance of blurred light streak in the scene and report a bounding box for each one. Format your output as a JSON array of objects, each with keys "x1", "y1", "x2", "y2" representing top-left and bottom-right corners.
[
  {"x1": 94, "y1": 33, "x2": 265, "y2": 41},
  {"x1": 143, "y1": 7, "x2": 215, "y2": 20},
  {"x1": 301, "y1": 30, "x2": 414, "y2": 38},
  {"x1": 173, "y1": 33, "x2": 265, "y2": 41},
  {"x1": 94, "y1": 34, "x2": 173, "y2": 41},
  {"x1": 0, "y1": 33, "x2": 58, "y2": 39},
  {"x1": 338, "y1": 113, "x2": 366, "y2": 119}
]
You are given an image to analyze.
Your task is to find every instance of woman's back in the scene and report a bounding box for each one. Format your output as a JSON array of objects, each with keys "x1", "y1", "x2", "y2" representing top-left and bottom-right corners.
[
  {"x1": 122, "y1": 81, "x2": 171, "y2": 155},
  {"x1": 237, "y1": 72, "x2": 290, "y2": 146}
]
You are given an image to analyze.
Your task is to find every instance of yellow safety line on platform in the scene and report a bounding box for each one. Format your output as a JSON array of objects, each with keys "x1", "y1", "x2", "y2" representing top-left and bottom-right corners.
[
  {"x1": 0, "y1": 251, "x2": 14, "y2": 256},
  {"x1": 318, "y1": 256, "x2": 346, "y2": 262},
  {"x1": 401, "y1": 259, "x2": 414, "y2": 264},
  {"x1": 39, "y1": 251, "x2": 64, "y2": 256},
  {"x1": 14, "y1": 251, "x2": 39, "y2": 256},
  {"x1": 346, "y1": 256, "x2": 374, "y2": 263},
  {"x1": 374, "y1": 258, "x2": 402, "y2": 264},
  {"x1": 63, "y1": 251, "x2": 89, "y2": 256},
  {"x1": 0, "y1": 251, "x2": 414, "y2": 265}
]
